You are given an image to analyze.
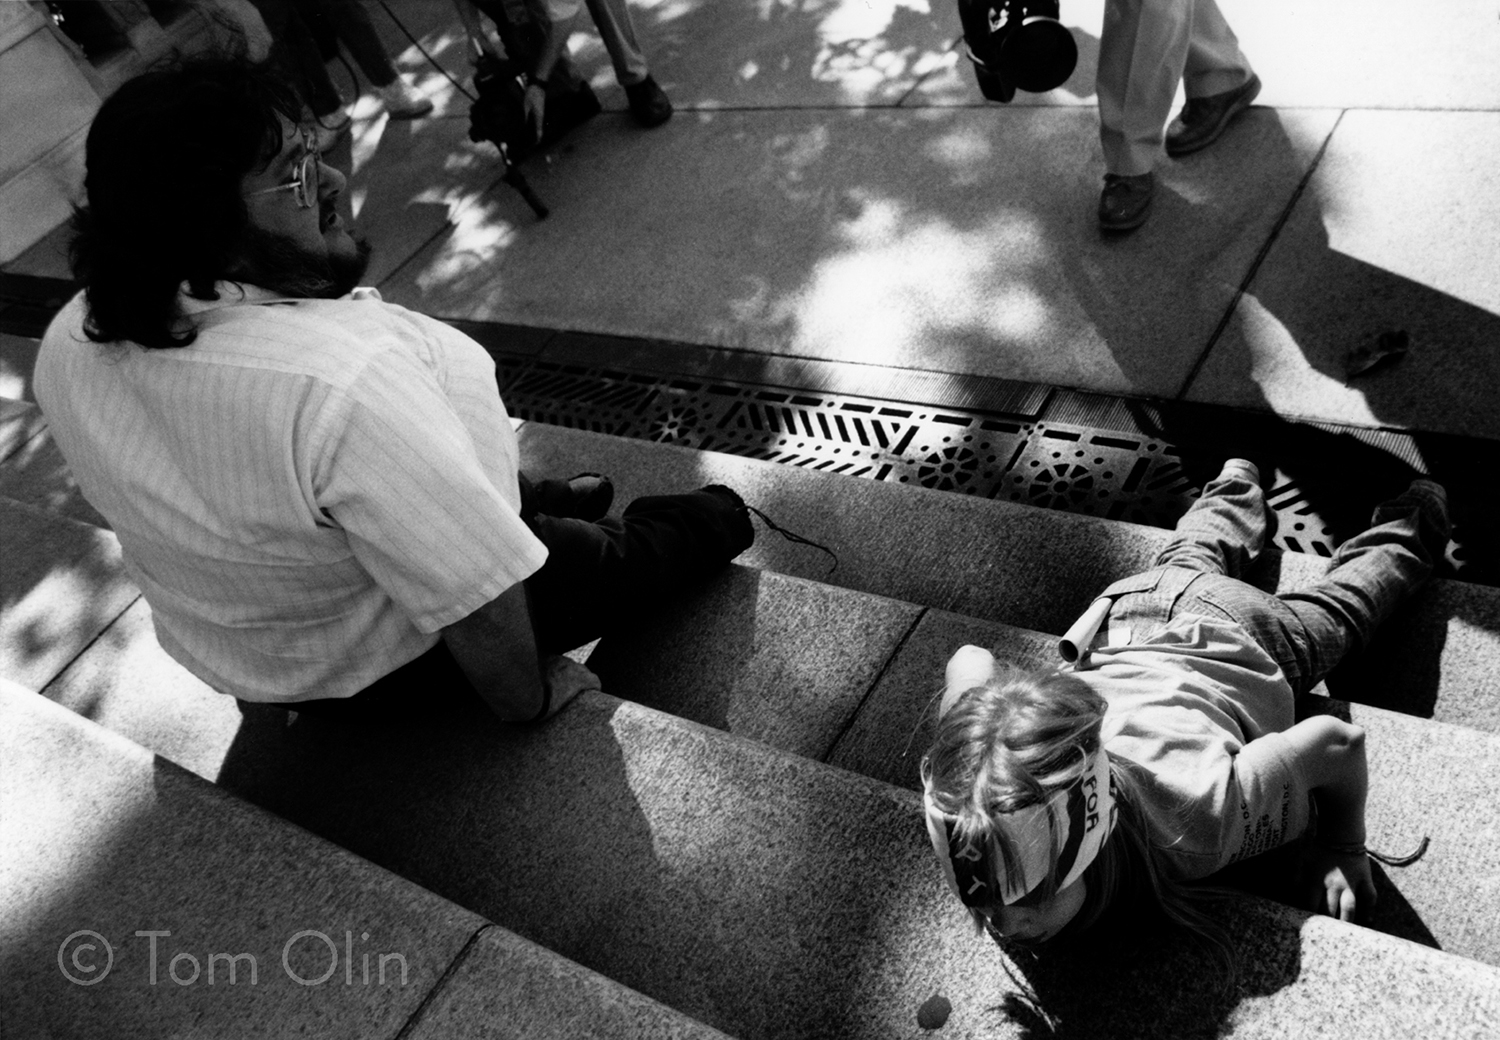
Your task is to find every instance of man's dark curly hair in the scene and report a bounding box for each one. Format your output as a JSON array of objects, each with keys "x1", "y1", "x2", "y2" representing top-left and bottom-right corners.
[{"x1": 71, "y1": 58, "x2": 303, "y2": 349}]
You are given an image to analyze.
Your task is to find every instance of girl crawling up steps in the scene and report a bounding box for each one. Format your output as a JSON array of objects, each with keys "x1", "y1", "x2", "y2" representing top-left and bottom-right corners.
[{"x1": 921, "y1": 459, "x2": 1446, "y2": 952}]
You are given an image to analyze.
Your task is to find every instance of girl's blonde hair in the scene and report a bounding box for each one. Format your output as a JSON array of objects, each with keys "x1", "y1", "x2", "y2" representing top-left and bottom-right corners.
[{"x1": 920, "y1": 665, "x2": 1232, "y2": 969}]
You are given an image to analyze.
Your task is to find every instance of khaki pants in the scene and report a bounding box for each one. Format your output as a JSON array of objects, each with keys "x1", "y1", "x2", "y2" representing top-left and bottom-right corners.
[{"x1": 1097, "y1": 0, "x2": 1253, "y2": 174}]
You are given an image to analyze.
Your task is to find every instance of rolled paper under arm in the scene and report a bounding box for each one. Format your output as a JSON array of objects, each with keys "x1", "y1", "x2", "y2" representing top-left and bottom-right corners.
[{"x1": 1058, "y1": 597, "x2": 1111, "y2": 663}]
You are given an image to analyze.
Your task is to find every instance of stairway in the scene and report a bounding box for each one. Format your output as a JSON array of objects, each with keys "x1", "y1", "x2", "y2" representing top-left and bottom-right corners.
[{"x1": 4, "y1": 381, "x2": 1500, "y2": 1037}]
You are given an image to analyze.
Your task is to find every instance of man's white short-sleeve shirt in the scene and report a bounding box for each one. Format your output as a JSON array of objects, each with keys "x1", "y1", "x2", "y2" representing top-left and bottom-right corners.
[{"x1": 35, "y1": 283, "x2": 548, "y2": 702}]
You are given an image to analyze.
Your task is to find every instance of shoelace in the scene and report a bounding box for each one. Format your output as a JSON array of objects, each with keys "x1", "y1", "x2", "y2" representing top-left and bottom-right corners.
[
  {"x1": 1318, "y1": 834, "x2": 1431, "y2": 867},
  {"x1": 745, "y1": 505, "x2": 839, "y2": 576},
  {"x1": 1370, "y1": 836, "x2": 1431, "y2": 867}
]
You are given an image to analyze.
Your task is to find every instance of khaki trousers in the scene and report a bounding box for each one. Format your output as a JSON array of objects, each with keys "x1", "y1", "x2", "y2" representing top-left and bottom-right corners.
[{"x1": 1097, "y1": 0, "x2": 1253, "y2": 174}]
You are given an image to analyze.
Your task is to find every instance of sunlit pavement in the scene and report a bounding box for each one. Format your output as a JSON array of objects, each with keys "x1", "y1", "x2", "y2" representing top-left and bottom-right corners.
[
  {"x1": 319, "y1": 0, "x2": 1500, "y2": 443},
  {"x1": 5, "y1": 8, "x2": 1500, "y2": 1033}
]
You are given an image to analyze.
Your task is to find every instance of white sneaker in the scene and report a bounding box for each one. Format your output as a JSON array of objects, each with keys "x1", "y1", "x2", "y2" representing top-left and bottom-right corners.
[{"x1": 375, "y1": 76, "x2": 433, "y2": 119}]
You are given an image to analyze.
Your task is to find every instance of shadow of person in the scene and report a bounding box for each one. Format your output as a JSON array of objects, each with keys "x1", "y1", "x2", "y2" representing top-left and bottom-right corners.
[
  {"x1": 216, "y1": 692, "x2": 688, "y2": 1005},
  {"x1": 1207, "y1": 830, "x2": 1443, "y2": 955},
  {"x1": 1058, "y1": 101, "x2": 1496, "y2": 723},
  {"x1": 216, "y1": 687, "x2": 895, "y2": 1037},
  {"x1": 987, "y1": 900, "x2": 1301, "y2": 1040}
]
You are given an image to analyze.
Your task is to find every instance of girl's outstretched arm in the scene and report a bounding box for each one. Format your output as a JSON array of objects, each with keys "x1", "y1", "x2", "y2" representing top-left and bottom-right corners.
[{"x1": 1280, "y1": 715, "x2": 1376, "y2": 922}]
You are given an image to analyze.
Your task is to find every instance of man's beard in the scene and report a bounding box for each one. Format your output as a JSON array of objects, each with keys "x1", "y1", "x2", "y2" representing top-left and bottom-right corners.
[{"x1": 232, "y1": 223, "x2": 373, "y2": 300}]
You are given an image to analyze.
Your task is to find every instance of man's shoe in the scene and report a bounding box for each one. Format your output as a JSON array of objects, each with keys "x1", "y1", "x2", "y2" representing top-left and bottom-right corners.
[
  {"x1": 1165, "y1": 74, "x2": 1262, "y2": 157},
  {"x1": 563, "y1": 473, "x2": 614, "y2": 522},
  {"x1": 1098, "y1": 172, "x2": 1155, "y2": 232},
  {"x1": 528, "y1": 473, "x2": 615, "y2": 521},
  {"x1": 624, "y1": 75, "x2": 672, "y2": 128},
  {"x1": 699, "y1": 484, "x2": 755, "y2": 555},
  {"x1": 374, "y1": 76, "x2": 433, "y2": 120}
]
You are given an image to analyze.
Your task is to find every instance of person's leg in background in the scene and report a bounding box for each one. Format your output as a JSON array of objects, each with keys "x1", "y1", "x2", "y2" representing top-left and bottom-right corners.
[
  {"x1": 1167, "y1": 0, "x2": 1259, "y2": 156},
  {"x1": 320, "y1": 0, "x2": 434, "y2": 118},
  {"x1": 1095, "y1": 0, "x2": 1255, "y2": 231},
  {"x1": 250, "y1": 0, "x2": 351, "y2": 146},
  {"x1": 581, "y1": 0, "x2": 672, "y2": 126}
]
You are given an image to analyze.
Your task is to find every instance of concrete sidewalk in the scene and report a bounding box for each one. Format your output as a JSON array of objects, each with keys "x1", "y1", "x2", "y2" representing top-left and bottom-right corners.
[
  {"x1": 332, "y1": 0, "x2": 1500, "y2": 442},
  {"x1": 8, "y1": 1, "x2": 1497, "y2": 441}
]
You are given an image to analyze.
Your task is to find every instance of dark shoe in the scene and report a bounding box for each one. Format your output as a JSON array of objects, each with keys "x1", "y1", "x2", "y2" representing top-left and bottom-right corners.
[
  {"x1": 541, "y1": 83, "x2": 602, "y2": 146},
  {"x1": 528, "y1": 473, "x2": 615, "y2": 521},
  {"x1": 564, "y1": 473, "x2": 614, "y2": 522},
  {"x1": 1098, "y1": 172, "x2": 1155, "y2": 232},
  {"x1": 1166, "y1": 74, "x2": 1262, "y2": 157},
  {"x1": 1379, "y1": 479, "x2": 1451, "y2": 563},
  {"x1": 699, "y1": 484, "x2": 755, "y2": 555},
  {"x1": 624, "y1": 75, "x2": 673, "y2": 128}
]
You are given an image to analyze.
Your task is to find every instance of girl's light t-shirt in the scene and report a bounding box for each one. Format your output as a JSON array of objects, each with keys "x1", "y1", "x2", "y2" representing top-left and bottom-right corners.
[{"x1": 1075, "y1": 613, "x2": 1315, "y2": 880}]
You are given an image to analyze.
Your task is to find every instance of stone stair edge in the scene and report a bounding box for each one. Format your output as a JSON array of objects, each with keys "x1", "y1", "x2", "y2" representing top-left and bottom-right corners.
[
  {"x1": 0, "y1": 679, "x2": 737, "y2": 1040},
  {"x1": 515, "y1": 421, "x2": 1498, "y2": 609},
  {"x1": 227, "y1": 680, "x2": 1500, "y2": 1040},
  {"x1": 519, "y1": 421, "x2": 1500, "y2": 737},
  {"x1": 10, "y1": 646, "x2": 1500, "y2": 1038},
  {"x1": 23, "y1": 535, "x2": 1498, "y2": 973}
]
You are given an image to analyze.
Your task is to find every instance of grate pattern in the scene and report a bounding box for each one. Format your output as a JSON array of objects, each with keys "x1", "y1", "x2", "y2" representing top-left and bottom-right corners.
[
  {"x1": 495, "y1": 357, "x2": 1361, "y2": 560},
  {"x1": 498, "y1": 358, "x2": 1039, "y2": 494},
  {"x1": 2, "y1": 279, "x2": 1487, "y2": 582}
]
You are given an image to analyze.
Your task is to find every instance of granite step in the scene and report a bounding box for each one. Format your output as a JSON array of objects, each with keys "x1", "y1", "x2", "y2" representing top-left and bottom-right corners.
[
  {"x1": 518, "y1": 423, "x2": 1500, "y2": 736},
  {"x1": 8, "y1": 411, "x2": 1498, "y2": 966},
  {"x1": 27, "y1": 534, "x2": 1500, "y2": 968},
  {"x1": 6, "y1": 407, "x2": 1497, "y2": 737},
  {"x1": 554, "y1": 563, "x2": 1500, "y2": 968},
  {"x1": 212, "y1": 684, "x2": 1500, "y2": 1040},
  {"x1": 0, "y1": 680, "x2": 734, "y2": 1040},
  {"x1": 7, "y1": 416, "x2": 1500, "y2": 1035}
]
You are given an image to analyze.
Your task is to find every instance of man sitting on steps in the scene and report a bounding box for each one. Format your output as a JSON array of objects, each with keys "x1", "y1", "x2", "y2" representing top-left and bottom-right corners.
[{"x1": 34, "y1": 58, "x2": 752, "y2": 723}]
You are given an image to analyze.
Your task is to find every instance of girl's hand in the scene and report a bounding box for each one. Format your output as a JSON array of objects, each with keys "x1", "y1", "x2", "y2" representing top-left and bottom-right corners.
[{"x1": 1299, "y1": 844, "x2": 1377, "y2": 922}]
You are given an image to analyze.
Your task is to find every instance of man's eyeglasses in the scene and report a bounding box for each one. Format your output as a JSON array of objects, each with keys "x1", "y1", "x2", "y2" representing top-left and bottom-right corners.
[{"x1": 245, "y1": 130, "x2": 321, "y2": 209}]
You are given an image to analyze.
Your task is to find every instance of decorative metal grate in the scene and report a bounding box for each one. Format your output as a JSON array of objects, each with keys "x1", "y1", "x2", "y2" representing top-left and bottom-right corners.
[{"x1": 492, "y1": 356, "x2": 1387, "y2": 566}]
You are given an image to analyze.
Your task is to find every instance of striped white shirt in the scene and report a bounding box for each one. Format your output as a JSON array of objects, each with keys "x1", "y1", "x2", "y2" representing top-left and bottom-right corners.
[{"x1": 34, "y1": 283, "x2": 548, "y2": 702}]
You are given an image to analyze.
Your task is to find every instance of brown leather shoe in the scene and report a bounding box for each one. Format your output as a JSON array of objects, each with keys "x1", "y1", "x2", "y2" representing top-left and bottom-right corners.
[
  {"x1": 1166, "y1": 74, "x2": 1262, "y2": 157},
  {"x1": 1098, "y1": 172, "x2": 1155, "y2": 232}
]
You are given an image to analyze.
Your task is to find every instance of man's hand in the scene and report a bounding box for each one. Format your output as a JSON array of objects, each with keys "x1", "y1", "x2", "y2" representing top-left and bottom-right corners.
[
  {"x1": 1299, "y1": 843, "x2": 1377, "y2": 922},
  {"x1": 539, "y1": 655, "x2": 600, "y2": 720}
]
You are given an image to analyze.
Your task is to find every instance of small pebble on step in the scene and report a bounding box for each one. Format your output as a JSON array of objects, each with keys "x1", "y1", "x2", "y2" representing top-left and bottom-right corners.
[{"x1": 917, "y1": 993, "x2": 952, "y2": 1029}]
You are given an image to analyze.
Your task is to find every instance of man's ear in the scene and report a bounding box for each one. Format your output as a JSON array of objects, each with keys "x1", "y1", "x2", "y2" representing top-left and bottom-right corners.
[{"x1": 940, "y1": 644, "x2": 995, "y2": 718}]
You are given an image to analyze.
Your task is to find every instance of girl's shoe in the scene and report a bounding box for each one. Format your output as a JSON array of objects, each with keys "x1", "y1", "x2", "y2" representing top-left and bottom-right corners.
[
  {"x1": 375, "y1": 77, "x2": 433, "y2": 120},
  {"x1": 1393, "y1": 479, "x2": 1451, "y2": 556}
]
